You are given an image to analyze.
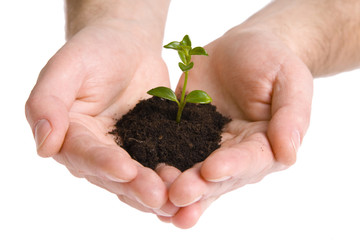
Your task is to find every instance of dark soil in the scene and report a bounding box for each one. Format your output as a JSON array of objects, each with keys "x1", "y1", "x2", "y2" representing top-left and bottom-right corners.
[{"x1": 110, "y1": 96, "x2": 230, "y2": 172}]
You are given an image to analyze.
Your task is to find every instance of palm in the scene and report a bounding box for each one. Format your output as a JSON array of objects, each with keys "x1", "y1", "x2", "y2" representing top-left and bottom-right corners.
[{"x1": 167, "y1": 30, "x2": 313, "y2": 228}]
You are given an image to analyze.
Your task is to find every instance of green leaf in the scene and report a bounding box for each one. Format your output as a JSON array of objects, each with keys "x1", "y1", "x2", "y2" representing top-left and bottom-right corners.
[
  {"x1": 180, "y1": 46, "x2": 192, "y2": 63},
  {"x1": 178, "y1": 62, "x2": 194, "y2": 72},
  {"x1": 189, "y1": 47, "x2": 208, "y2": 56},
  {"x1": 180, "y1": 45, "x2": 191, "y2": 53},
  {"x1": 186, "y1": 53, "x2": 191, "y2": 64},
  {"x1": 185, "y1": 90, "x2": 212, "y2": 104},
  {"x1": 181, "y1": 35, "x2": 191, "y2": 47},
  {"x1": 147, "y1": 87, "x2": 179, "y2": 104},
  {"x1": 164, "y1": 41, "x2": 181, "y2": 50},
  {"x1": 178, "y1": 50, "x2": 187, "y2": 64}
]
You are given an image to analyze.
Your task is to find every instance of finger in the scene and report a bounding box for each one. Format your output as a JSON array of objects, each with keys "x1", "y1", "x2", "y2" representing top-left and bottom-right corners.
[
  {"x1": 157, "y1": 215, "x2": 172, "y2": 223},
  {"x1": 66, "y1": 166, "x2": 84, "y2": 178},
  {"x1": 91, "y1": 165, "x2": 178, "y2": 217},
  {"x1": 155, "y1": 163, "x2": 182, "y2": 187},
  {"x1": 57, "y1": 121, "x2": 138, "y2": 183},
  {"x1": 201, "y1": 132, "x2": 275, "y2": 183},
  {"x1": 117, "y1": 195, "x2": 155, "y2": 214},
  {"x1": 171, "y1": 197, "x2": 216, "y2": 229},
  {"x1": 84, "y1": 167, "x2": 168, "y2": 211},
  {"x1": 268, "y1": 57, "x2": 313, "y2": 165},
  {"x1": 169, "y1": 164, "x2": 209, "y2": 207},
  {"x1": 57, "y1": 116, "x2": 166, "y2": 209},
  {"x1": 25, "y1": 46, "x2": 84, "y2": 157},
  {"x1": 170, "y1": 132, "x2": 277, "y2": 209},
  {"x1": 86, "y1": 175, "x2": 159, "y2": 214},
  {"x1": 155, "y1": 164, "x2": 182, "y2": 217},
  {"x1": 126, "y1": 166, "x2": 168, "y2": 209},
  {"x1": 85, "y1": 176, "x2": 151, "y2": 213}
]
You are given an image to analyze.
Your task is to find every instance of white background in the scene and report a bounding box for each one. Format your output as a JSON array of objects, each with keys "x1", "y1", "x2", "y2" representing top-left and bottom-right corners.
[{"x1": 1, "y1": 1, "x2": 359, "y2": 239}]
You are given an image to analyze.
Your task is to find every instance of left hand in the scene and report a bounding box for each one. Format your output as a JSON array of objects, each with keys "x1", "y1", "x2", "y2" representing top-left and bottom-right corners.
[{"x1": 161, "y1": 28, "x2": 313, "y2": 228}]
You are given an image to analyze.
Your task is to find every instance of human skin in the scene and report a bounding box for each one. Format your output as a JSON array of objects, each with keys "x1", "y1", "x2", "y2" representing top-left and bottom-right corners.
[
  {"x1": 25, "y1": 0, "x2": 180, "y2": 217},
  {"x1": 162, "y1": 0, "x2": 360, "y2": 228},
  {"x1": 25, "y1": 0, "x2": 360, "y2": 229}
]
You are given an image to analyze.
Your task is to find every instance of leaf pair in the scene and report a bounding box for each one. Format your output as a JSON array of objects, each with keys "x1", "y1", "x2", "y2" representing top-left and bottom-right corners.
[{"x1": 147, "y1": 87, "x2": 212, "y2": 106}]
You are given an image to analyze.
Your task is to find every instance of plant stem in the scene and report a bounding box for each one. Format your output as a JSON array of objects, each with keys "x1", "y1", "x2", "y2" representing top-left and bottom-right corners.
[{"x1": 176, "y1": 71, "x2": 189, "y2": 123}]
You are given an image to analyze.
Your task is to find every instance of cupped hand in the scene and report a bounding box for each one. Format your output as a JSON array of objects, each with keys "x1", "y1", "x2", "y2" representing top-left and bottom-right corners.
[
  {"x1": 25, "y1": 22, "x2": 179, "y2": 217},
  {"x1": 166, "y1": 28, "x2": 313, "y2": 228}
]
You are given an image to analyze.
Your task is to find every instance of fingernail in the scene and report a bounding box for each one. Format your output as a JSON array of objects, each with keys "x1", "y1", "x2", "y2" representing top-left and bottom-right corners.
[
  {"x1": 291, "y1": 130, "x2": 301, "y2": 153},
  {"x1": 34, "y1": 119, "x2": 52, "y2": 150},
  {"x1": 105, "y1": 173, "x2": 129, "y2": 183},
  {"x1": 176, "y1": 195, "x2": 203, "y2": 207},
  {"x1": 155, "y1": 209, "x2": 174, "y2": 217},
  {"x1": 207, "y1": 175, "x2": 231, "y2": 183},
  {"x1": 135, "y1": 196, "x2": 155, "y2": 209}
]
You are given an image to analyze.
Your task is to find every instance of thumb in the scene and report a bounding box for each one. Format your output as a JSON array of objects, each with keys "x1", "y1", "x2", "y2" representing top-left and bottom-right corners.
[
  {"x1": 25, "y1": 47, "x2": 83, "y2": 157},
  {"x1": 267, "y1": 57, "x2": 313, "y2": 166}
]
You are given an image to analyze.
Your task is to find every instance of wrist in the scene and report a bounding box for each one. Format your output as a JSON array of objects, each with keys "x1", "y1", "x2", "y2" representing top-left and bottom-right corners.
[
  {"x1": 65, "y1": 0, "x2": 171, "y2": 47},
  {"x1": 237, "y1": 0, "x2": 360, "y2": 77},
  {"x1": 235, "y1": 0, "x2": 323, "y2": 76}
]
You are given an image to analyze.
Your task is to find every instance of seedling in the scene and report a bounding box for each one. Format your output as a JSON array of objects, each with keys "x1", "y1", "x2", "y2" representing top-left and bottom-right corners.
[{"x1": 147, "y1": 35, "x2": 212, "y2": 123}]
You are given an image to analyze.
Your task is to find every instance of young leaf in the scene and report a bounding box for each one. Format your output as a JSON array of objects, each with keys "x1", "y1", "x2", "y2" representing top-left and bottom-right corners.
[
  {"x1": 181, "y1": 35, "x2": 191, "y2": 47},
  {"x1": 180, "y1": 45, "x2": 191, "y2": 54},
  {"x1": 164, "y1": 41, "x2": 181, "y2": 50},
  {"x1": 185, "y1": 90, "x2": 212, "y2": 104},
  {"x1": 147, "y1": 87, "x2": 179, "y2": 105},
  {"x1": 179, "y1": 62, "x2": 194, "y2": 72},
  {"x1": 178, "y1": 50, "x2": 187, "y2": 64},
  {"x1": 189, "y1": 47, "x2": 208, "y2": 56}
]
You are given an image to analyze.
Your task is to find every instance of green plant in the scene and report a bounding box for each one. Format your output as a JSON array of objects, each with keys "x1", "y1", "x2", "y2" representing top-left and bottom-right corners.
[{"x1": 147, "y1": 35, "x2": 212, "y2": 123}]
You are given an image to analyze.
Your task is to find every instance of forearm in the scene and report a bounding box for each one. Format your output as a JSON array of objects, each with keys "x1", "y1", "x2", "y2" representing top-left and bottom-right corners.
[
  {"x1": 240, "y1": 0, "x2": 360, "y2": 77},
  {"x1": 65, "y1": 0, "x2": 171, "y2": 44}
]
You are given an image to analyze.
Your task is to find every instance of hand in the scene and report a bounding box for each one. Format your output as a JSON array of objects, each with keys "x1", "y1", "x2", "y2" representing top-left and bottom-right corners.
[
  {"x1": 25, "y1": 22, "x2": 179, "y2": 217},
  {"x1": 166, "y1": 28, "x2": 313, "y2": 228}
]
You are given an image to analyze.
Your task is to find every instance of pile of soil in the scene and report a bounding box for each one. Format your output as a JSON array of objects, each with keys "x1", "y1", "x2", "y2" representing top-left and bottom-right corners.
[{"x1": 110, "y1": 97, "x2": 230, "y2": 172}]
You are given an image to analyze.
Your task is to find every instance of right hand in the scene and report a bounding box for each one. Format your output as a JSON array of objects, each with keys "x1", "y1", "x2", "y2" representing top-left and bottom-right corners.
[{"x1": 25, "y1": 20, "x2": 180, "y2": 217}]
